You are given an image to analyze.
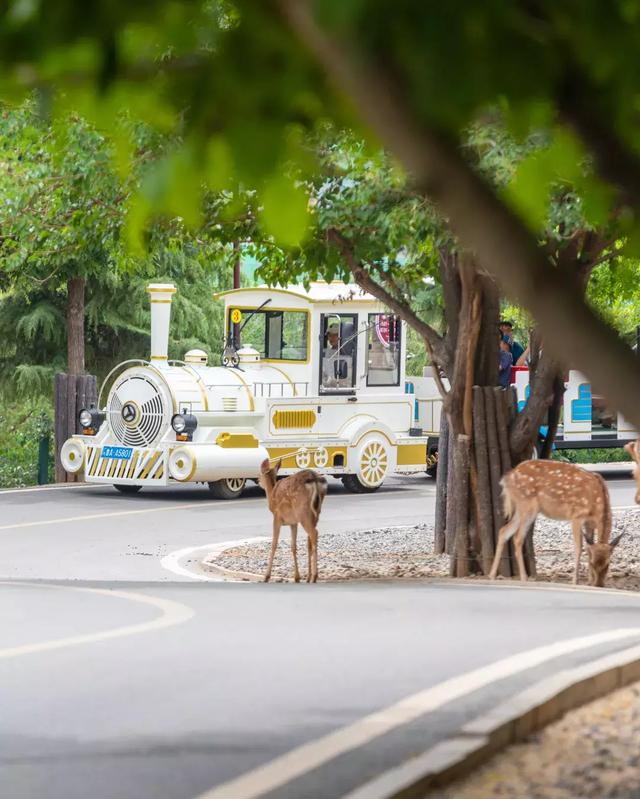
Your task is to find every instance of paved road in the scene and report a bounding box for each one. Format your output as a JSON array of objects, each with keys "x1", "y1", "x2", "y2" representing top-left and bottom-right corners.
[
  {"x1": 1, "y1": 472, "x2": 639, "y2": 799},
  {"x1": 0, "y1": 471, "x2": 636, "y2": 582}
]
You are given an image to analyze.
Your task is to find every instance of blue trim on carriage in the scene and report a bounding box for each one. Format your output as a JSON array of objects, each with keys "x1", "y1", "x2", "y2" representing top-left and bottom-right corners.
[
  {"x1": 571, "y1": 383, "x2": 592, "y2": 422},
  {"x1": 517, "y1": 383, "x2": 531, "y2": 413}
]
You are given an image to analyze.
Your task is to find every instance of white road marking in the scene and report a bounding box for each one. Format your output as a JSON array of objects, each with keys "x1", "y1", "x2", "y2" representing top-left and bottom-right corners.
[
  {"x1": 161, "y1": 526, "x2": 419, "y2": 582},
  {"x1": 0, "y1": 582, "x2": 194, "y2": 658},
  {"x1": 161, "y1": 538, "x2": 270, "y2": 581},
  {"x1": 0, "y1": 499, "x2": 254, "y2": 532},
  {"x1": 194, "y1": 626, "x2": 640, "y2": 799}
]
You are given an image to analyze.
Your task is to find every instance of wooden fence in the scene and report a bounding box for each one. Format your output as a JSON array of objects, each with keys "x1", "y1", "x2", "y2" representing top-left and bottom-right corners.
[{"x1": 54, "y1": 373, "x2": 97, "y2": 483}]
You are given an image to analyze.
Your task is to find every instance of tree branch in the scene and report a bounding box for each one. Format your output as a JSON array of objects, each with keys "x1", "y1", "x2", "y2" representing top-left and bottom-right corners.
[
  {"x1": 279, "y1": 1, "x2": 640, "y2": 431},
  {"x1": 326, "y1": 227, "x2": 450, "y2": 371}
]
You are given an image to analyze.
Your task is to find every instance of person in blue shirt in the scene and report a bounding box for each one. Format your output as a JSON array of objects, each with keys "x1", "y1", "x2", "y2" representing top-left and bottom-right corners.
[
  {"x1": 499, "y1": 334, "x2": 513, "y2": 388},
  {"x1": 499, "y1": 320, "x2": 524, "y2": 363}
]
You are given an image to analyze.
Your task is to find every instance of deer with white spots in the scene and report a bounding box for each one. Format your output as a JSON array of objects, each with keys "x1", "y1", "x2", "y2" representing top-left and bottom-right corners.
[
  {"x1": 488, "y1": 460, "x2": 622, "y2": 587},
  {"x1": 624, "y1": 440, "x2": 640, "y2": 504},
  {"x1": 259, "y1": 458, "x2": 328, "y2": 583}
]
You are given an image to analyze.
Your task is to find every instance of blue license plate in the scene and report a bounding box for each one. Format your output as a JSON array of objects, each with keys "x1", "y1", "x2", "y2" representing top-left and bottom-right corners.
[{"x1": 101, "y1": 446, "x2": 133, "y2": 460}]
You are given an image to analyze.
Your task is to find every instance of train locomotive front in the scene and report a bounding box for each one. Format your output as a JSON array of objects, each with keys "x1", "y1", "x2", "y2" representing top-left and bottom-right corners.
[{"x1": 60, "y1": 283, "x2": 271, "y2": 497}]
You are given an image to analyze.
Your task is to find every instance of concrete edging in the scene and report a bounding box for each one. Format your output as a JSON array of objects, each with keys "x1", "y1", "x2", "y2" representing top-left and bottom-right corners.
[{"x1": 342, "y1": 642, "x2": 640, "y2": 799}]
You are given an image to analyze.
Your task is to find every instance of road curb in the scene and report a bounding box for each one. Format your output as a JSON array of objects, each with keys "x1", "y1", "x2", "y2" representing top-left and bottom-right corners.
[{"x1": 342, "y1": 642, "x2": 640, "y2": 798}]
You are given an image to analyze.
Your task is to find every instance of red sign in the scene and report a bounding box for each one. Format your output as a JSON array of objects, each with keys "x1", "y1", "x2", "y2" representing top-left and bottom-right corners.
[{"x1": 375, "y1": 315, "x2": 396, "y2": 348}]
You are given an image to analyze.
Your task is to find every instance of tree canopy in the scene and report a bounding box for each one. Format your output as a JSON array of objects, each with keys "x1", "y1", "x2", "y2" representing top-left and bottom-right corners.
[{"x1": 1, "y1": 2, "x2": 640, "y2": 422}]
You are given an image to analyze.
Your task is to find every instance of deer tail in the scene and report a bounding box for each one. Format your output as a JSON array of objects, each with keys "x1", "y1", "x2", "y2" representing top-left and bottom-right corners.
[
  {"x1": 306, "y1": 474, "x2": 328, "y2": 525},
  {"x1": 593, "y1": 472, "x2": 612, "y2": 543},
  {"x1": 500, "y1": 475, "x2": 515, "y2": 522}
]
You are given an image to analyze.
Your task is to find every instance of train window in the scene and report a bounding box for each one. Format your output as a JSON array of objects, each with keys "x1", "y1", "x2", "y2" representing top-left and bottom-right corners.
[
  {"x1": 319, "y1": 313, "x2": 357, "y2": 393},
  {"x1": 366, "y1": 313, "x2": 401, "y2": 386},
  {"x1": 229, "y1": 308, "x2": 308, "y2": 361}
]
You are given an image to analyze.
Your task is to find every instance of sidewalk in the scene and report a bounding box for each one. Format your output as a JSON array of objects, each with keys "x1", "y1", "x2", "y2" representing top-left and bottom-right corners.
[{"x1": 438, "y1": 679, "x2": 640, "y2": 798}]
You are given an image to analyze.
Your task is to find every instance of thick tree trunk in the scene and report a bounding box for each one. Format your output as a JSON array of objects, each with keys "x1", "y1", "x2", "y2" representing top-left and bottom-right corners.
[{"x1": 67, "y1": 276, "x2": 85, "y2": 375}]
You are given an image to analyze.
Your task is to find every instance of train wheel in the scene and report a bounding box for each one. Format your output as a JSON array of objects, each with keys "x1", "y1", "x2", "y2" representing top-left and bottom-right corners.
[
  {"x1": 341, "y1": 474, "x2": 380, "y2": 494},
  {"x1": 208, "y1": 477, "x2": 246, "y2": 500},
  {"x1": 114, "y1": 484, "x2": 142, "y2": 494}
]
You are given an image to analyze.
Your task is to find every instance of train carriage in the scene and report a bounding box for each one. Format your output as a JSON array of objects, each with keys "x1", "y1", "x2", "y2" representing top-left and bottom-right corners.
[{"x1": 61, "y1": 282, "x2": 435, "y2": 496}]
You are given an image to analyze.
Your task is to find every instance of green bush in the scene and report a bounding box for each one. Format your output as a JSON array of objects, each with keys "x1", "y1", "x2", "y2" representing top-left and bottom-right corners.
[
  {"x1": 0, "y1": 398, "x2": 54, "y2": 488},
  {"x1": 552, "y1": 447, "x2": 632, "y2": 464}
]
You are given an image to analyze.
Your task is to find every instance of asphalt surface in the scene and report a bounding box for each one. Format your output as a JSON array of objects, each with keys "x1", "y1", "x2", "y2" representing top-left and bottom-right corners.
[{"x1": 1, "y1": 470, "x2": 639, "y2": 799}]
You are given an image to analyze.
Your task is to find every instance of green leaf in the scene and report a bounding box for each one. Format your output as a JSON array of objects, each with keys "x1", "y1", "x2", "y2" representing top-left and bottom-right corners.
[{"x1": 261, "y1": 174, "x2": 309, "y2": 247}]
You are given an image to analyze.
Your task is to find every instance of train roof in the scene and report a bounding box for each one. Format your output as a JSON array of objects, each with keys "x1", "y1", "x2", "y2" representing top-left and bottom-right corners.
[{"x1": 214, "y1": 281, "x2": 379, "y2": 305}]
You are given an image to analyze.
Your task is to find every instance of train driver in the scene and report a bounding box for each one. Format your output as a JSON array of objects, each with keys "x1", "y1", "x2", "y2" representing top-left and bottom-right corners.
[{"x1": 322, "y1": 323, "x2": 353, "y2": 388}]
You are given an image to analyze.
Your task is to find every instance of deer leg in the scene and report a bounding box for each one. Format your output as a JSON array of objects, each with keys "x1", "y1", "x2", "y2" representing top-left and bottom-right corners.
[
  {"x1": 488, "y1": 512, "x2": 521, "y2": 580},
  {"x1": 306, "y1": 534, "x2": 312, "y2": 583},
  {"x1": 309, "y1": 526, "x2": 319, "y2": 584},
  {"x1": 572, "y1": 520, "x2": 583, "y2": 585},
  {"x1": 513, "y1": 524, "x2": 529, "y2": 582},
  {"x1": 264, "y1": 518, "x2": 281, "y2": 583},
  {"x1": 290, "y1": 524, "x2": 300, "y2": 583}
]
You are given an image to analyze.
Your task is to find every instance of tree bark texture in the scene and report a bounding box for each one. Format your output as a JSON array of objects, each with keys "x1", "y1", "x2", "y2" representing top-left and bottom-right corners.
[
  {"x1": 450, "y1": 434, "x2": 470, "y2": 578},
  {"x1": 434, "y1": 412, "x2": 449, "y2": 555},
  {"x1": 67, "y1": 276, "x2": 86, "y2": 375}
]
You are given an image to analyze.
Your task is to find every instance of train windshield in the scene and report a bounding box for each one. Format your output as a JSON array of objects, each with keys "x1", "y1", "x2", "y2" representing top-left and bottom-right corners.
[{"x1": 229, "y1": 308, "x2": 308, "y2": 361}]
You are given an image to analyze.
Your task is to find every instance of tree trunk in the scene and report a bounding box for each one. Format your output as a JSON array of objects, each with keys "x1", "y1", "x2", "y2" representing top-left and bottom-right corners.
[{"x1": 67, "y1": 276, "x2": 85, "y2": 375}]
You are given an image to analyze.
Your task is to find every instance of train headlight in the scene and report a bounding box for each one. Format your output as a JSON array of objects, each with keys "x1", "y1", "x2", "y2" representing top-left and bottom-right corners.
[
  {"x1": 78, "y1": 407, "x2": 104, "y2": 435},
  {"x1": 171, "y1": 412, "x2": 197, "y2": 441}
]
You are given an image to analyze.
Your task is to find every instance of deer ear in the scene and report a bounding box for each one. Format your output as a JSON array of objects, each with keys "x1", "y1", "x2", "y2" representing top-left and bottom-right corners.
[
  {"x1": 583, "y1": 529, "x2": 595, "y2": 546},
  {"x1": 610, "y1": 533, "x2": 624, "y2": 548},
  {"x1": 260, "y1": 458, "x2": 271, "y2": 474},
  {"x1": 625, "y1": 441, "x2": 640, "y2": 464}
]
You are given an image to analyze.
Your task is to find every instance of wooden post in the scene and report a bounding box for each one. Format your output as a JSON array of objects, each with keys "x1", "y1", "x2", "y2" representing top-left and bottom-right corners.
[
  {"x1": 450, "y1": 434, "x2": 471, "y2": 577},
  {"x1": 54, "y1": 372, "x2": 98, "y2": 483},
  {"x1": 54, "y1": 373, "x2": 69, "y2": 483},
  {"x1": 473, "y1": 387, "x2": 495, "y2": 575},
  {"x1": 484, "y1": 386, "x2": 511, "y2": 577},
  {"x1": 434, "y1": 413, "x2": 449, "y2": 554},
  {"x1": 445, "y1": 431, "x2": 456, "y2": 555}
]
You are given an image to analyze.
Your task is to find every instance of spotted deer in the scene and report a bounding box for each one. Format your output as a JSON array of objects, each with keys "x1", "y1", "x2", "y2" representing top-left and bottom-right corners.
[
  {"x1": 488, "y1": 460, "x2": 623, "y2": 587},
  {"x1": 624, "y1": 440, "x2": 640, "y2": 504},
  {"x1": 259, "y1": 459, "x2": 328, "y2": 583}
]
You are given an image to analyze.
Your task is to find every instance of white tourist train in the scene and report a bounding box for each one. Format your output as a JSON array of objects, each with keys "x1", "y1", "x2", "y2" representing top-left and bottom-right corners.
[{"x1": 60, "y1": 282, "x2": 437, "y2": 497}]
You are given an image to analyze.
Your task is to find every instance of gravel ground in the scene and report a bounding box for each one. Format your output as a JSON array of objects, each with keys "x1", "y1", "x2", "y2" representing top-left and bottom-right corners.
[
  {"x1": 434, "y1": 681, "x2": 640, "y2": 798},
  {"x1": 204, "y1": 509, "x2": 640, "y2": 586}
]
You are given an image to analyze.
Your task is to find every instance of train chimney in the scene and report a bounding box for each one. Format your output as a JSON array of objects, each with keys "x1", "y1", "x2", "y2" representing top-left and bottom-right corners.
[{"x1": 146, "y1": 283, "x2": 177, "y2": 364}]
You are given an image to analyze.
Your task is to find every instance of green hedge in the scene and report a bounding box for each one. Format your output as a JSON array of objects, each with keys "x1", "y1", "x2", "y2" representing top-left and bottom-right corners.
[
  {"x1": 552, "y1": 447, "x2": 632, "y2": 464},
  {"x1": 0, "y1": 398, "x2": 54, "y2": 488}
]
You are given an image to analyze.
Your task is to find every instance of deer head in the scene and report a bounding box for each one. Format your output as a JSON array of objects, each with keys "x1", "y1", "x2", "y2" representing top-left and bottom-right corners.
[
  {"x1": 258, "y1": 458, "x2": 280, "y2": 494},
  {"x1": 624, "y1": 440, "x2": 640, "y2": 504},
  {"x1": 583, "y1": 529, "x2": 624, "y2": 587}
]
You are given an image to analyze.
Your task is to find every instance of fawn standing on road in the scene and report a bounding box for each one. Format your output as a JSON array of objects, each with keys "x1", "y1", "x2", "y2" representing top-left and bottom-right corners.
[
  {"x1": 258, "y1": 459, "x2": 328, "y2": 583},
  {"x1": 624, "y1": 440, "x2": 640, "y2": 504},
  {"x1": 488, "y1": 460, "x2": 623, "y2": 586}
]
